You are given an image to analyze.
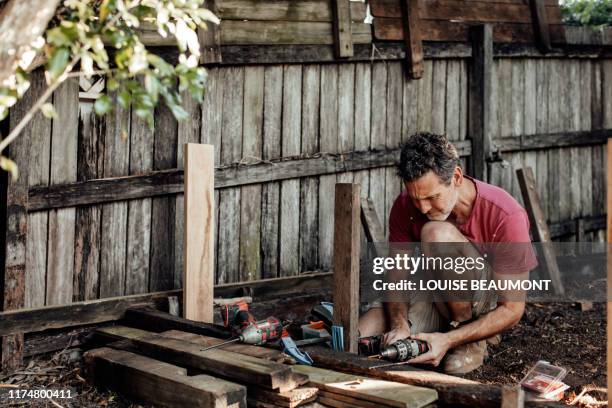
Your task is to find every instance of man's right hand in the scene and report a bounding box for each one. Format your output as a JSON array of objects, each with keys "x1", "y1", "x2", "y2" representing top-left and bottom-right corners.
[{"x1": 381, "y1": 323, "x2": 411, "y2": 347}]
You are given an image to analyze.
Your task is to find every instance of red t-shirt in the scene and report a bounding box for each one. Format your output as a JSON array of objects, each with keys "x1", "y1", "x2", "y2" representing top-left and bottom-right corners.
[{"x1": 388, "y1": 175, "x2": 538, "y2": 274}]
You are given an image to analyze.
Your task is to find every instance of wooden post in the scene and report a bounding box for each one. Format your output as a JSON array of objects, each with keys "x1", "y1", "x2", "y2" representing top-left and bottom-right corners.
[
  {"x1": 360, "y1": 197, "x2": 385, "y2": 258},
  {"x1": 333, "y1": 183, "x2": 361, "y2": 353},
  {"x1": 529, "y1": 0, "x2": 552, "y2": 53},
  {"x1": 468, "y1": 24, "x2": 493, "y2": 181},
  {"x1": 607, "y1": 139, "x2": 612, "y2": 402},
  {"x1": 516, "y1": 167, "x2": 565, "y2": 295},
  {"x1": 197, "y1": 0, "x2": 221, "y2": 64},
  {"x1": 183, "y1": 143, "x2": 215, "y2": 323},
  {"x1": 332, "y1": 0, "x2": 354, "y2": 58},
  {"x1": 400, "y1": 0, "x2": 424, "y2": 79}
]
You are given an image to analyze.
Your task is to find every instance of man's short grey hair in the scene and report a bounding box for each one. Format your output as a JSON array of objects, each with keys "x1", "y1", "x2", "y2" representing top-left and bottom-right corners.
[{"x1": 396, "y1": 133, "x2": 460, "y2": 184}]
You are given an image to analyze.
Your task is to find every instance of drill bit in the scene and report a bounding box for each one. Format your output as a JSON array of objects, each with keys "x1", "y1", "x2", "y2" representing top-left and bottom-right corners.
[{"x1": 200, "y1": 337, "x2": 240, "y2": 352}]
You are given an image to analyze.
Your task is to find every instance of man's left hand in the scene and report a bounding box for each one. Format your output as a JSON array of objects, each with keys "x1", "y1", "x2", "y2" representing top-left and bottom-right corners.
[{"x1": 407, "y1": 332, "x2": 451, "y2": 367}]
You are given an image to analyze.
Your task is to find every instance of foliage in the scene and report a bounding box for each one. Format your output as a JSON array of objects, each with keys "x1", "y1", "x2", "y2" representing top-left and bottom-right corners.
[
  {"x1": 0, "y1": 0, "x2": 219, "y2": 179},
  {"x1": 560, "y1": 0, "x2": 612, "y2": 26}
]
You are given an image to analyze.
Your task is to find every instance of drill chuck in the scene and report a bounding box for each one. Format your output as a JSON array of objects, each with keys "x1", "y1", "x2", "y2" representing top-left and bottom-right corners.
[{"x1": 380, "y1": 339, "x2": 429, "y2": 361}]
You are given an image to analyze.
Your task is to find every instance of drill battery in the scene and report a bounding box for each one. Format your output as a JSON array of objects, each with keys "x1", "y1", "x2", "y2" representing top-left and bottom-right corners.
[{"x1": 358, "y1": 335, "x2": 383, "y2": 356}]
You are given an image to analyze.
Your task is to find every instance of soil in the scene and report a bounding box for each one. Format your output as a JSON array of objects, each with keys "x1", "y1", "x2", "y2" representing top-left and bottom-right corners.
[
  {"x1": 0, "y1": 302, "x2": 606, "y2": 407},
  {"x1": 464, "y1": 302, "x2": 607, "y2": 407}
]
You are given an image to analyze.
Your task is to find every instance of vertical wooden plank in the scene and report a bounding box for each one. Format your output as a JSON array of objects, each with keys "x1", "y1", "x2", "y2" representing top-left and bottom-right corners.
[
  {"x1": 607, "y1": 140, "x2": 612, "y2": 397},
  {"x1": 370, "y1": 62, "x2": 387, "y2": 237},
  {"x1": 592, "y1": 62, "x2": 604, "y2": 221},
  {"x1": 529, "y1": 0, "x2": 551, "y2": 52},
  {"x1": 300, "y1": 64, "x2": 320, "y2": 272},
  {"x1": 74, "y1": 108, "x2": 102, "y2": 301},
  {"x1": 319, "y1": 64, "x2": 339, "y2": 271},
  {"x1": 175, "y1": 93, "x2": 202, "y2": 289},
  {"x1": 569, "y1": 61, "x2": 582, "y2": 223},
  {"x1": 217, "y1": 66, "x2": 243, "y2": 283},
  {"x1": 402, "y1": 69, "x2": 418, "y2": 140},
  {"x1": 240, "y1": 67, "x2": 264, "y2": 281},
  {"x1": 337, "y1": 63, "x2": 355, "y2": 183},
  {"x1": 198, "y1": 0, "x2": 221, "y2": 64},
  {"x1": 487, "y1": 57, "x2": 500, "y2": 185},
  {"x1": 200, "y1": 68, "x2": 223, "y2": 282},
  {"x1": 417, "y1": 60, "x2": 432, "y2": 132},
  {"x1": 261, "y1": 66, "x2": 283, "y2": 278},
  {"x1": 184, "y1": 144, "x2": 215, "y2": 323},
  {"x1": 279, "y1": 65, "x2": 301, "y2": 277},
  {"x1": 468, "y1": 25, "x2": 493, "y2": 181},
  {"x1": 332, "y1": 0, "x2": 354, "y2": 58},
  {"x1": 523, "y1": 59, "x2": 537, "y2": 205},
  {"x1": 516, "y1": 168, "x2": 565, "y2": 295},
  {"x1": 385, "y1": 62, "x2": 403, "y2": 234},
  {"x1": 509, "y1": 60, "x2": 524, "y2": 202},
  {"x1": 580, "y1": 63, "x2": 593, "y2": 228},
  {"x1": 431, "y1": 60, "x2": 446, "y2": 135},
  {"x1": 333, "y1": 183, "x2": 361, "y2": 353},
  {"x1": 535, "y1": 59, "x2": 549, "y2": 220},
  {"x1": 100, "y1": 93, "x2": 130, "y2": 298},
  {"x1": 150, "y1": 100, "x2": 178, "y2": 291},
  {"x1": 558, "y1": 62, "x2": 571, "y2": 230},
  {"x1": 445, "y1": 60, "x2": 460, "y2": 142},
  {"x1": 47, "y1": 78, "x2": 79, "y2": 305},
  {"x1": 23, "y1": 72, "x2": 51, "y2": 308},
  {"x1": 547, "y1": 60, "x2": 560, "y2": 225},
  {"x1": 458, "y1": 61, "x2": 468, "y2": 142},
  {"x1": 2, "y1": 71, "x2": 49, "y2": 371},
  {"x1": 125, "y1": 93, "x2": 154, "y2": 295},
  {"x1": 400, "y1": 0, "x2": 424, "y2": 78}
]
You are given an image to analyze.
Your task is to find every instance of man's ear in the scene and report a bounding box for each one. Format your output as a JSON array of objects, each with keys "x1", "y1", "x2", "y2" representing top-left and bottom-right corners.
[{"x1": 453, "y1": 166, "x2": 463, "y2": 186}]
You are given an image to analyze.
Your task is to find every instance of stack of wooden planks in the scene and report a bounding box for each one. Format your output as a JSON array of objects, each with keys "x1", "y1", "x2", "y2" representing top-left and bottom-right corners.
[{"x1": 85, "y1": 323, "x2": 438, "y2": 408}]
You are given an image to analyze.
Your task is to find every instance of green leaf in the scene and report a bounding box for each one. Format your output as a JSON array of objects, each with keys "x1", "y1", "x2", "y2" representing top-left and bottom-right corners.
[
  {"x1": 0, "y1": 156, "x2": 19, "y2": 181},
  {"x1": 41, "y1": 103, "x2": 57, "y2": 119},
  {"x1": 118, "y1": 89, "x2": 131, "y2": 109},
  {"x1": 94, "y1": 94, "x2": 112, "y2": 116},
  {"x1": 47, "y1": 47, "x2": 70, "y2": 81}
]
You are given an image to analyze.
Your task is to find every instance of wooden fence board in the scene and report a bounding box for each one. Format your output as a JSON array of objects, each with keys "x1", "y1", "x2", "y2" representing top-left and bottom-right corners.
[
  {"x1": 385, "y1": 62, "x2": 403, "y2": 234},
  {"x1": 217, "y1": 0, "x2": 367, "y2": 22},
  {"x1": 240, "y1": 67, "x2": 264, "y2": 281},
  {"x1": 100, "y1": 94, "x2": 130, "y2": 298},
  {"x1": 220, "y1": 21, "x2": 372, "y2": 45},
  {"x1": 261, "y1": 66, "x2": 283, "y2": 278},
  {"x1": 337, "y1": 63, "x2": 355, "y2": 183},
  {"x1": 370, "y1": 62, "x2": 387, "y2": 237},
  {"x1": 300, "y1": 64, "x2": 320, "y2": 272},
  {"x1": 47, "y1": 78, "x2": 79, "y2": 306},
  {"x1": 125, "y1": 91, "x2": 154, "y2": 296},
  {"x1": 445, "y1": 60, "x2": 460, "y2": 141},
  {"x1": 217, "y1": 67, "x2": 244, "y2": 283},
  {"x1": 149, "y1": 101, "x2": 177, "y2": 291},
  {"x1": 318, "y1": 65, "x2": 339, "y2": 271},
  {"x1": 23, "y1": 72, "x2": 51, "y2": 308},
  {"x1": 280, "y1": 65, "x2": 302, "y2": 277}
]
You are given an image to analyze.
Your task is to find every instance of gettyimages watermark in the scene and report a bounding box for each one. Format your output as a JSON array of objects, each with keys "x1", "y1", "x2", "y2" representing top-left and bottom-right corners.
[{"x1": 359, "y1": 242, "x2": 607, "y2": 303}]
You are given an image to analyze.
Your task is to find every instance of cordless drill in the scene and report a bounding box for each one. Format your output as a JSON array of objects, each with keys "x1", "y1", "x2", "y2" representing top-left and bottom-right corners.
[
  {"x1": 360, "y1": 335, "x2": 429, "y2": 361},
  {"x1": 201, "y1": 316, "x2": 283, "y2": 351}
]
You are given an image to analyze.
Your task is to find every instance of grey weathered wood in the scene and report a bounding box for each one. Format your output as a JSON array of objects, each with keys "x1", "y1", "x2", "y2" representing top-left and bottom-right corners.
[
  {"x1": 279, "y1": 65, "x2": 301, "y2": 277},
  {"x1": 197, "y1": 0, "x2": 221, "y2": 64},
  {"x1": 175, "y1": 93, "x2": 201, "y2": 289},
  {"x1": 217, "y1": 0, "x2": 367, "y2": 22},
  {"x1": 217, "y1": 66, "x2": 243, "y2": 283},
  {"x1": 261, "y1": 66, "x2": 283, "y2": 278},
  {"x1": 337, "y1": 63, "x2": 355, "y2": 183},
  {"x1": 431, "y1": 60, "x2": 447, "y2": 135},
  {"x1": 319, "y1": 65, "x2": 339, "y2": 271},
  {"x1": 23, "y1": 72, "x2": 51, "y2": 309},
  {"x1": 100, "y1": 93, "x2": 130, "y2": 298},
  {"x1": 240, "y1": 67, "x2": 264, "y2": 281},
  {"x1": 370, "y1": 62, "x2": 387, "y2": 237},
  {"x1": 353, "y1": 61, "x2": 372, "y2": 195},
  {"x1": 529, "y1": 0, "x2": 551, "y2": 52},
  {"x1": 535, "y1": 59, "x2": 549, "y2": 220},
  {"x1": 74, "y1": 109, "x2": 102, "y2": 302},
  {"x1": 469, "y1": 24, "x2": 493, "y2": 181},
  {"x1": 46, "y1": 78, "x2": 79, "y2": 306},
  {"x1": 417, "y1": 60, "x2": 432, "y2": 132},
  {"x1": 516, "y1": 167, "x2": 565, "y2": 294},
  {"x1": 219, "y1": 20, "x2": 371, "y2": 45},
  {"x1": 149, "y1": 99, "x2": 177, "y2": 291},
  {"x1": 332, "y1": 0, "x2": 354, "y2": 58},
  {"x1": 385, "y1": 62, "x2": 403, "y2": 233},
  {"x1": 300, "y1": 64, "x2": 320, "y2": 272},
  {"x1": 400, "y1": 0, "x2": 424, "y2": 78},
  {"x1": 333, "y1": 184, "x2": 361, "y2": 353},
  {"x1": 126, "y1": 92, "x2": 154, "y2": 296},
  {"x1": 445, "y1": 60, "x2": 461, "y2": 141},
  {"x1": 84, "y1": 347, "x2": 247, "y2": 407}
]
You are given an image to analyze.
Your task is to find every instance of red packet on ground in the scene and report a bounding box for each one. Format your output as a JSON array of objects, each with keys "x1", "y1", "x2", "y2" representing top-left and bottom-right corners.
[{"x1": 520, "y1": 361, "x2": 568, "y2": 400}]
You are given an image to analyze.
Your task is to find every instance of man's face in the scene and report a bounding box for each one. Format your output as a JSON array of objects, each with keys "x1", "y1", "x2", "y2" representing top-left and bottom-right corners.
[{"x1": 404, "y1": 169, "x2": 460, "y2": 221}]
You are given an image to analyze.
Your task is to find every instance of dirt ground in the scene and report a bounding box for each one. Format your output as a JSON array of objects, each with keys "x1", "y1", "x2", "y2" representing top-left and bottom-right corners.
[
  {"x1": 0, "y1": 302, "x2": 606, "y2": 407},
  {"x1": 464, "y1": 302, "x2": 607, "y2": 407}
]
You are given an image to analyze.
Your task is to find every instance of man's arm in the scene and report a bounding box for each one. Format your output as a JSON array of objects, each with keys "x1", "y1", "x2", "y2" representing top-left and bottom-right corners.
[{"x1": 381, "y1": 249, "x2": 413, "y2": 346}]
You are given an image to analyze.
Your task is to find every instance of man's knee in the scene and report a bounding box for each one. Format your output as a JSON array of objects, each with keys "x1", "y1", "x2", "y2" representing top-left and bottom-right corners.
[{"x1": 420, "y1": 221, "x2": 461, "y2": 243}]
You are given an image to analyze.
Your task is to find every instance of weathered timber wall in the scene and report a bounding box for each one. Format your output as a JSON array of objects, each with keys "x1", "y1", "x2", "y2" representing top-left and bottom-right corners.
[{"x1": 3, "y1": 54, "x2": 611, "y2": 309}]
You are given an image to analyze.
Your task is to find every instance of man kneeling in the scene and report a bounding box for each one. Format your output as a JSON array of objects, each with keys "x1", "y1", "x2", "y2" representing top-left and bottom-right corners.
[{"x1": 359, "y1": 133, "x2": 537, "y2": 375}]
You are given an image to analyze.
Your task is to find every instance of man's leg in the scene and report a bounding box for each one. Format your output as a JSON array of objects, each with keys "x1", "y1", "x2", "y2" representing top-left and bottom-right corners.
[{"x1": 420, "y1": 221, "x2": 492, "y2": 375}]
